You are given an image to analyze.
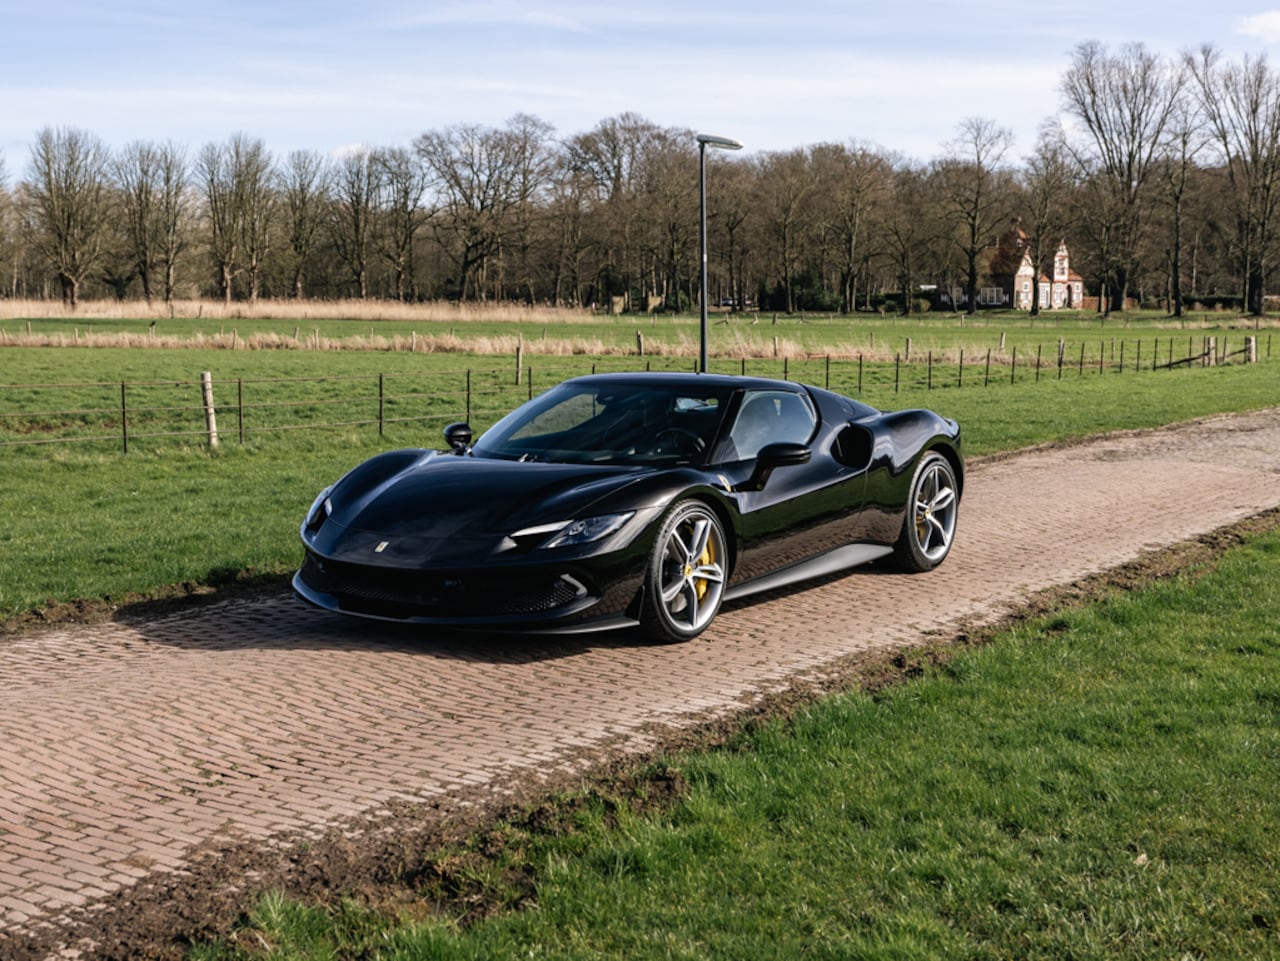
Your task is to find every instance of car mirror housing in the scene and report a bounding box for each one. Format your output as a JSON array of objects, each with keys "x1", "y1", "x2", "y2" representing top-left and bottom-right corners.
[
  {"x1": 735, "y1": 442, "x2": 811, "y2": 492},
  {"x1": 443, "y1": 422, "x2": 473, "y2": 454}
]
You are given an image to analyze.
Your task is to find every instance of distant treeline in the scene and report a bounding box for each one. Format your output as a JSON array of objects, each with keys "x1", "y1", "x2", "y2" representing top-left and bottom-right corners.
[{"x1": 1, "y1": 42, "x2": 1278, "y2": 317}]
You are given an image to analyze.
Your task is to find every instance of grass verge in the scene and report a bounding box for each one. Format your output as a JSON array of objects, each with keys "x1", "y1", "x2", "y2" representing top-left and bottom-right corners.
[{"x1": 187, "y1": 517, "x2": 1280, "y2": 960}]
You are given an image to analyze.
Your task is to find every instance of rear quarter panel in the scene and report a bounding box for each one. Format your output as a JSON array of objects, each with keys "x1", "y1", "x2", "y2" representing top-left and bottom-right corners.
[{"x1": 858, "y1": 409, "x2": 962, "y2": 543}]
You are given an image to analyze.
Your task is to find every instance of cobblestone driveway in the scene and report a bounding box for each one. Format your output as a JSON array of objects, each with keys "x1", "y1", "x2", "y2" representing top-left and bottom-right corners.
[{"x1": 4, "y1": 409, "x2": 1280, "y2": 938}]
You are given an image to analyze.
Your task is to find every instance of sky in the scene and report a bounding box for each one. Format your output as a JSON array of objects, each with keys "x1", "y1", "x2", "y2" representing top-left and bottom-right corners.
[{"x1": 3, "y1": 1, "x2": 1280, "y2": 179}]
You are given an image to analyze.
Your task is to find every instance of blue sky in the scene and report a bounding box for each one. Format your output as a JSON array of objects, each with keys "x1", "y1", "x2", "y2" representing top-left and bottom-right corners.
[{"x1": 3, "y1": 1, "x2": 1280, "y2": 178}]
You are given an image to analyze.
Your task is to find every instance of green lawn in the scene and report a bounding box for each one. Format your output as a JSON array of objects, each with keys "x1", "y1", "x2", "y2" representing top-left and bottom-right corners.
[{"x1": 2, "y1": 345, "x2": 1279, "y2": 622}]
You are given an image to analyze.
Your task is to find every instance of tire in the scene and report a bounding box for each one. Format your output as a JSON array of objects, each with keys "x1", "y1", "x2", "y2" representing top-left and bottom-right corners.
[
  {"x1": 639, "y1": 501, "x2": 728, "y2": 642},
  {"x1": 892, "y1": 452, "x2": 959, "y2": 573}
]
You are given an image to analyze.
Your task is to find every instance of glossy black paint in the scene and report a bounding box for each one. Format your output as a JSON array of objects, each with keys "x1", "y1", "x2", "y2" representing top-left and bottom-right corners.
[{"x1": 293, "y1": 372, "x2": 962, "y2": 635}]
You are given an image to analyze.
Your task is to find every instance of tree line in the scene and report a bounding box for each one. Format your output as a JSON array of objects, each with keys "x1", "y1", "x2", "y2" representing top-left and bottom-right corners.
[{"x1": 3, "y1": 41, "x2": 1280, "y2": 317}]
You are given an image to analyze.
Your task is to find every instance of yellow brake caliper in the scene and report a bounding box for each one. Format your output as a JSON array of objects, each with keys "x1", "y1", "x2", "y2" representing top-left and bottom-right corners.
[{"x1": 694, "y1": 535, "x2": 715, "y2": 601}]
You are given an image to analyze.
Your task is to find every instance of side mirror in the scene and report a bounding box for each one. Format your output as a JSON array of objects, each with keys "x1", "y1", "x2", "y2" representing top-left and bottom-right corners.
[
  {"x1": 443, "y1": 421, "x2": 473, "y2": 454},
  {"x1": 735, "y1": 441, "x2": 810, "y2": 492}
]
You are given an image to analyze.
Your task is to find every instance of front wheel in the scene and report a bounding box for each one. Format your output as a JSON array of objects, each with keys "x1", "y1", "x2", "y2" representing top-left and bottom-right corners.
[
  {"x1": 892, "y1": 453, "x2": 958, "y2": 573},
  {"x1": 639, "y1": 501, "x2": 728, "y2": 642}
]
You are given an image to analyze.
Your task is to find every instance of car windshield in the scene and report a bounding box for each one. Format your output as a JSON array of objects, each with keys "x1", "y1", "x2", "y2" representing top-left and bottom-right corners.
[{"x1": 473, "y1": 382, "x2": 732, "y2": 465}]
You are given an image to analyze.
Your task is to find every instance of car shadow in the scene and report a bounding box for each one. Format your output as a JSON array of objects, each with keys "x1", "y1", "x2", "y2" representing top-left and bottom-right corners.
[
  {"x1": 113, "y1": 560, "x2": 912, "y2": 664},
  {"x1": 112, "y1": 587, "x2": 667, "y2": 664}
]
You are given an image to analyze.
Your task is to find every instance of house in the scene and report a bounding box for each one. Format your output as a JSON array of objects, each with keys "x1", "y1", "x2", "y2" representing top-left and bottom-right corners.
[{"x1": 975, "y1": 225, "x2": 1084, "y2": 311}]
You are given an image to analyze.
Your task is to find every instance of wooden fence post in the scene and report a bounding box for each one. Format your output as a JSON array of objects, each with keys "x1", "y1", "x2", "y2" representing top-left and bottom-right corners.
[{"x1": 201, "y1": 371, "x2": 219, "y2": 449}]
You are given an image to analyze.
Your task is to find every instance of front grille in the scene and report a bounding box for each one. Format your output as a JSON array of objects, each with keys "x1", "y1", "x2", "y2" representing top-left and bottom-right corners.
[{"x1": 300, "y1": 554, "x2": 587, "y2": 619}]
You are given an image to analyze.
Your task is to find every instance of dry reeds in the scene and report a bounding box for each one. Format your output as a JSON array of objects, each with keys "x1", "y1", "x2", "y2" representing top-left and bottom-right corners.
[
  {"x1": 0, "y1": 298, "x2": 601, "y2": 324},
  {"x1": 0, "y1": 324, "x2": 1046, "y2": 366}
]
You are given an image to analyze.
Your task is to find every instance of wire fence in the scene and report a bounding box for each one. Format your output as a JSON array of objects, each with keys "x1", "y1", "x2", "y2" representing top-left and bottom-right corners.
[{"x1": 0, "y1": 333, "x2": 1268, "y2": 453}]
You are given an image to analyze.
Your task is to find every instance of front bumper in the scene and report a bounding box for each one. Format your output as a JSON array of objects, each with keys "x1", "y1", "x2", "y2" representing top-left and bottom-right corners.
[{"x1": 292, "y1": 551, "x2": 644, "y2": 633}]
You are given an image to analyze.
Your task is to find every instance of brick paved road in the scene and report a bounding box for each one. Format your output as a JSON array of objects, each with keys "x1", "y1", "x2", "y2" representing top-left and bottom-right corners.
[{"x1": 4, "y1": 408, "x2": 1280, "y2": 937}]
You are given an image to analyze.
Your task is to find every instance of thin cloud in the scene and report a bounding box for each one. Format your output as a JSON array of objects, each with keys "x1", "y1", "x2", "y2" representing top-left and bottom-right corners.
[{"x1": 1236, "y1": 11, "x2": 1280, "y2": 42}]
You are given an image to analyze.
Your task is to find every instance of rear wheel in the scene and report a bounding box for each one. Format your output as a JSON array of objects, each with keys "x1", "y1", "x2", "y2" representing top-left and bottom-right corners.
[
  {"x1": 640, "y1": 501, "x2": 727, "y2": 642},
  {"x1": 892, "y1": 453, "x2": 958, "y2": 572}
]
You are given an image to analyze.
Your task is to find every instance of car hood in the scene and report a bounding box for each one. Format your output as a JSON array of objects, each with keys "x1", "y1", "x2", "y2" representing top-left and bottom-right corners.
[{"x1": 327, "y1": 452, "x2": 651, "y2": 540}]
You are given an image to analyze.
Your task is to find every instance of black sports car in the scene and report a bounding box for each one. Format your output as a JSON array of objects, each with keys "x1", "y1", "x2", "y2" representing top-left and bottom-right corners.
[{"x1": 294, "y1": 372, "x2": 962, "y2": 642}]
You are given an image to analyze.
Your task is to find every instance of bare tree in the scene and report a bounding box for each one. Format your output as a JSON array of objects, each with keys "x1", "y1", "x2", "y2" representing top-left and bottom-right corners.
[
  {"x1": 0, "y1": 157, "x2": 12, "y2": 296},
  {"x1": 934, "y1": 118, "x2": 1017, "y2": 315},
  {"x1": 416, "y1": 122, "x2": 524, "y2": 301},
  {"x1": 280, "y1": 149, "x2": 330, "y2": 299},
  {"x1": 565, "y1": 113, "x2": 665, "y2": 308},
  {"x1": 197, "y1": 140, "x2": 237, "y2": 304},
  {"x1": 707, "y1": 157, "x2": 756, "y2": 312},
  {"x1": 1157, "y1": 95, "x2": 1206, "y2": 317},
  {"x1": 373, "y1": 146, "x2": 427, "y2": 301},
  {"x1": 1061, "y1": 41, "x2": 1185, "y2": 315},
  {"x1": 811, "y1": 142, "x2": 891, "y2": 314},
  {"x1": 500, "y1": 113, "x2": 558, "y2": 304},
  {"x1": 24, "y1": 126, "x2": 111, "y2": 307},
  {"x1": 236, "y1": 142, "x2": 275, "y2": 303},
  {"x1": 330, "y1": 148, "x2": 379, "y2": 299},
  {"x1": 1187, "y1": 46, "x2": 1280, "y2": 316},
  {"x1": 1021, "y1": 121, "x2": 1077, "y2": 317},
  {"x1": 881, "y1": 163, "x2": 941, "y2": 315},
  {"x1": 197, "y1": 134, "x2": 273, "y2": 304},
  {"x1": 114, "y1": 141, "x2": 190, "y2": 306},
  {"x1": 642, "y1": 130, "x2": 698, "y2": 311},
  {"x1": 754, "y1": 148, "x2": 813, "y2": 313},
  {"x1": 543, "y1": 150, "x2": 596, "y2": 306}
]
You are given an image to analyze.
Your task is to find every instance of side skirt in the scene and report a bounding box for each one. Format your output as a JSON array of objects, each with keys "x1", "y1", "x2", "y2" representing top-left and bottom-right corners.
[{"x1": 723, "y1": 543, "x2": 893, "y2": 603}]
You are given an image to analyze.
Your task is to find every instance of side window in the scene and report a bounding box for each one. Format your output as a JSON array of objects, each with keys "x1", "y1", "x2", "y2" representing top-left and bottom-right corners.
[{"x1": 727, "y1": 390, "x2": 816, "y2": 460}]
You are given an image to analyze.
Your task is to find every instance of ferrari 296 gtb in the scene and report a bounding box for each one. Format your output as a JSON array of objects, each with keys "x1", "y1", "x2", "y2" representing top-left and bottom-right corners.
[{"x1": 294, "y1": 372, "x2": 962, "y2": 642}]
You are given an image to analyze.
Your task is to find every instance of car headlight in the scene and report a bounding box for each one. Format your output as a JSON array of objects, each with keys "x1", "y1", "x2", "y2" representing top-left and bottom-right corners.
[
  {"x1": 537, "y1": 512, "x2": 635, "y2": 549},
  {"x1": 305, "y1": 487, "x2": 334, "y2": 531}
]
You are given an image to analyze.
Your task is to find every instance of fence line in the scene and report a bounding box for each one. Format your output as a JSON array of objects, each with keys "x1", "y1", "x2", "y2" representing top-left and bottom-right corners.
[{"x1": 0, "y1": 335, "x2": 1269, "y2": 453}]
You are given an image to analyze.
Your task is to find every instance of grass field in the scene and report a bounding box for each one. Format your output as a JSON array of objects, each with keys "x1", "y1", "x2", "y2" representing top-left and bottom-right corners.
[
  {"x1": 2, "y1": 336, "x2": 1279, "y2": 622},
  {"x1": 188, "y1": 520, "x2": 1280, "y2": 960}
]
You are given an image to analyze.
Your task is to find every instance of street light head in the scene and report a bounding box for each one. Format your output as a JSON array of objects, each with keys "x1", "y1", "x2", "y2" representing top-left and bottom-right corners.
[{"x1": 696, "y1": 133, "x2": 743, "y2": 151}]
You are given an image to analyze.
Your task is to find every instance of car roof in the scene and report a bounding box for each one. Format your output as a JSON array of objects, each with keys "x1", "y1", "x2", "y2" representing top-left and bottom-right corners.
[{"x1": 559, "y1": 371, "x2": 809, "y2": 393}]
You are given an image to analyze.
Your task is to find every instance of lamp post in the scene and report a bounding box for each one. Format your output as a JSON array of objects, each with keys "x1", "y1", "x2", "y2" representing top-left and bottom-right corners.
[{"x1": 697, "y1": 133, "x2": 743, "y2": 373}]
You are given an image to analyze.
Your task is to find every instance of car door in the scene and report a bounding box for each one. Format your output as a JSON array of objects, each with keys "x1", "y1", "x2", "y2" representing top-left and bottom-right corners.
[{"x1": 715, "y1": 389, "x2": 871, "y2": 584}]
